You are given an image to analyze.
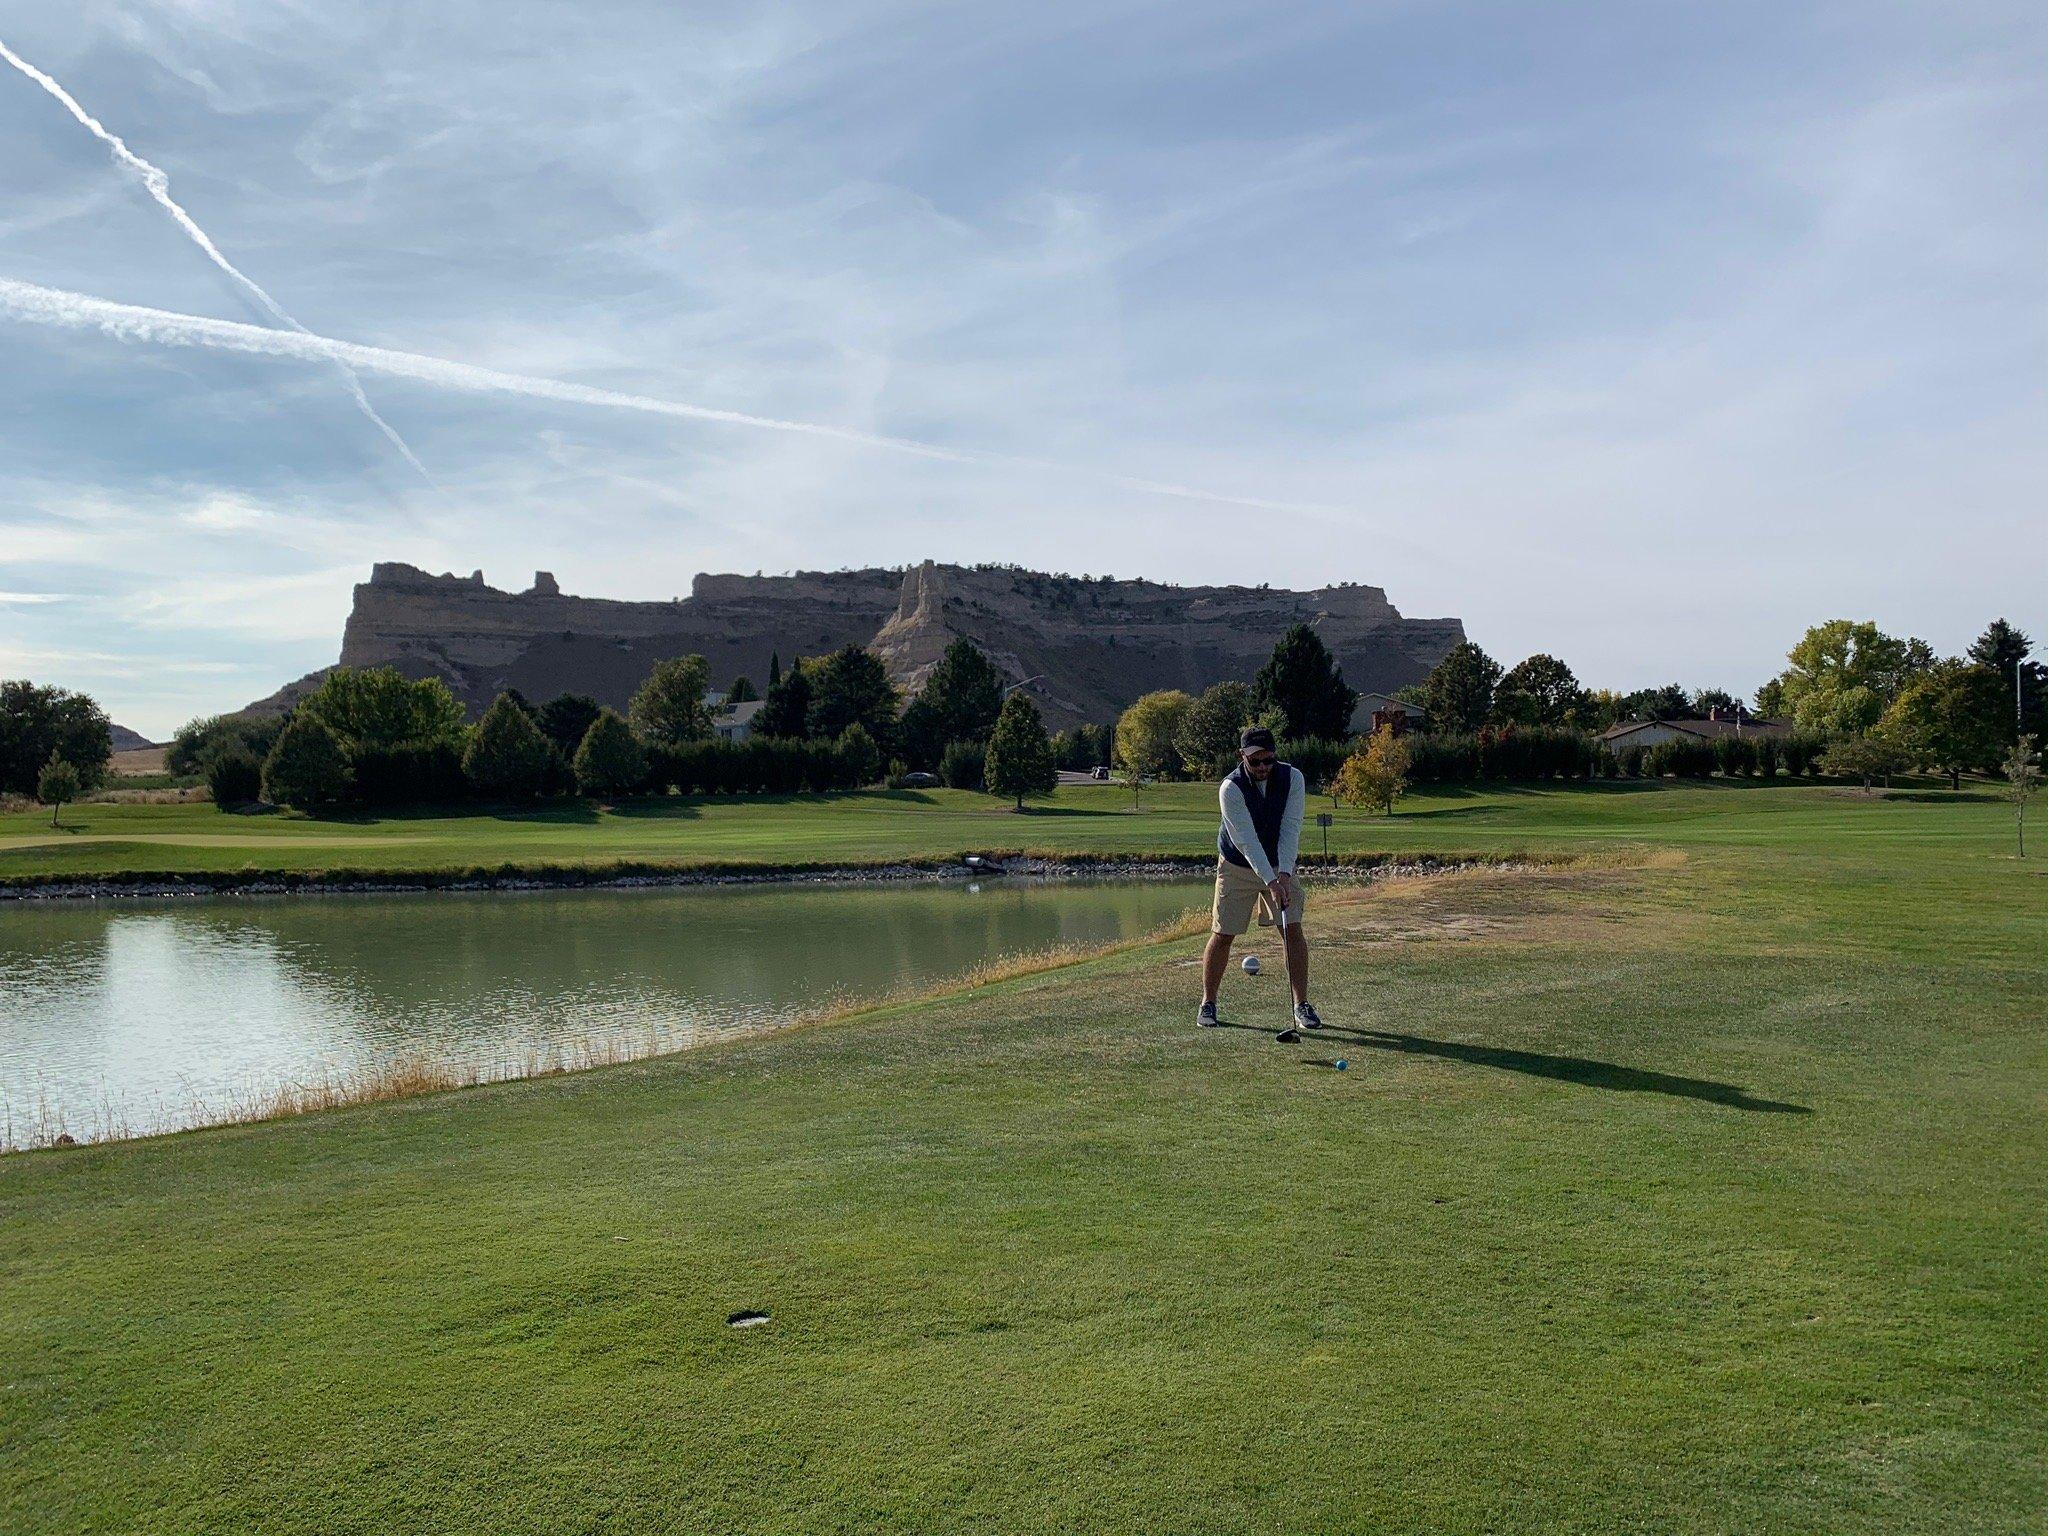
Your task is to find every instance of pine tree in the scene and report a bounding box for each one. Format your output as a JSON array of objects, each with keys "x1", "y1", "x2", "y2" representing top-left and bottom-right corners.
[
  {"x1": 768, "y1": 652, "x2": 782, "y2": 689},
  {"x1": 756, "y1": 659, "x2": 813, "y2": 739},
  {"x1": 1251, "y1": 624, "x2": 1358, "y2": 740},
  {"x1": 917, "y1": 639, "x2": 1005, "y2": 745},
  {"x1": 726, "y1": 676, "x2": 759, "y2": 704},
  {"x1": 808, "y1": 645, "x2": 898, "y2": 748},
  {"x1": 1421, "y1": 643, "x2": 1503, "y2": 734},
  {"x1": 262, "y1": 716, "x2": 351, "y2": 808},
  {"x1": 536, "y1": 694, "x2": 603, "y2": 759},
  {"x1": 984, "y1": 693, "x2": 1057, "y2": 810}
]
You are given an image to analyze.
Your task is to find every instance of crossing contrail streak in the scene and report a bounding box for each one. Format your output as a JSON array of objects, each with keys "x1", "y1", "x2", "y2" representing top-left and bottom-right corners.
[
  {"x1": 0, "y1": 35, "x2": 431, "y2": 480},
  {"x1": 0, "y1": 277, "x2": 1339, "y2": 517}
]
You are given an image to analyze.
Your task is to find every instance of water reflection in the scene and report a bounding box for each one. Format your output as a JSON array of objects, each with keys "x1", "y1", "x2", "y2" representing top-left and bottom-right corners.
[{"x1": 0, "y1": 879, "x2": 1200, "y2": 1140}]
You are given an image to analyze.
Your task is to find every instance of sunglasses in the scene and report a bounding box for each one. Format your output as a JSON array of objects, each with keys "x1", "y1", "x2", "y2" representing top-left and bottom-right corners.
[{"x1": 1245, "y1": 753, "x2": 1277, "y2": 767}]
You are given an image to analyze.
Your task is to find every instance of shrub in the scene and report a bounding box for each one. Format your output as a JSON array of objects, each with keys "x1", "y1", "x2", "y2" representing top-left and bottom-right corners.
[
  {"x1": 836, "y1": 723, "x2": 884, "y2": 788},
  {"x1": 1713, "y1": 735, "x2": 1757, "y2": 778},
  {"x1": 350, "y1": 739, "x2": 469, "y2": 806},
  {"x1": 1645, "y1": 738, "x2": 1717, "y2": 778},
  {"x1": 939, "y1": 739, "x2": 986, "y2": 791},
  {"x1": 206, "y1": 749, "x2": 264, "y2": 808},
  {"x1": 1782, "y1": 731, "x2": 1826, "y2": 777},
  {"x1": 1754, "y1": 736, "x2": 1782, "y2": 777},
  {"x1": 1615, "y1": 745, "x2": 1645, "y2": 779},
  {"x1": 574, "y1": 710, "x2": 648, "y2": 797},
  {"x1": 1818, "y1": 736, "x2": 1910, "y2": 788},
  {"x1": 1278, "y1": 736, "x2": 1349, "y2": 790},
  {"x1": 262, "y1": 717, "x2": 350, "y2": 808},
  {"x1": 1333, "y1": 727, "x2": 1411, "y2": 815}
]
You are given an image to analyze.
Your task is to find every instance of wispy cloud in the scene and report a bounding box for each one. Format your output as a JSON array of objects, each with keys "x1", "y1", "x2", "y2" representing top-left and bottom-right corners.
[
  {"x1": 0, "y1": 277, "x2": 1336, "y2": 516},
  {"x1": 0, "y1": 33, "x2": 430, "y2": 479}
]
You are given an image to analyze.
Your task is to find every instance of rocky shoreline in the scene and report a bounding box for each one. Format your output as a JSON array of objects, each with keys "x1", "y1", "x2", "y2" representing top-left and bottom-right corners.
[{"x1": 0, "y1": 853, "x2": 1487, "y2": 904}]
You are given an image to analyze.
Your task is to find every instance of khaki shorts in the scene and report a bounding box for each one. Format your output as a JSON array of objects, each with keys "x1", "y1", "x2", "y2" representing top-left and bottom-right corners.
[{"x1": 1211, "y1": 858, "x2": 1304, "y2": 936}]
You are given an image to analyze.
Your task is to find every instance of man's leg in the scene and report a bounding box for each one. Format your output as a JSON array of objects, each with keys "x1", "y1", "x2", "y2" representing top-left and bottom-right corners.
[
  {"x1": 1202, "y1": 929, "x2": 1234, "y2": 1004},
  {"x1": 1281, "y1": 920, "x2": 1309, "y2": 1007}
]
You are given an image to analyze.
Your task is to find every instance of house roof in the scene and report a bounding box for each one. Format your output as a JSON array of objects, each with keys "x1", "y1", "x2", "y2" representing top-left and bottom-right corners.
[
  {"x1": 1352, "y1": 692, "x2": 1426, "y2": 718},
  {"x1": 1599, "y1": 715, "x2": 1791, "y2": 743},
  {"x1": 714, "y1": 700, "x2": 765, "y2": 726}
]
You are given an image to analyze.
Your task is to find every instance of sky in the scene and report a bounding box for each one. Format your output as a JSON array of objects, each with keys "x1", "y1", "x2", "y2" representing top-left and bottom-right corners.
[{"x1": 1, "y1": 1, "x2": 2042, "y2": 739}]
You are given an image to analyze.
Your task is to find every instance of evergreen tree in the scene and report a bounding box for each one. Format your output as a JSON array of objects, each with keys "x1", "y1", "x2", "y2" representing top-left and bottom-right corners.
[
  {"x1": 628, "y1": 655, "x2": 713, "y2": 746},
  {"x1": 768, "y1": 652, "x2": 782, "y2": 689},
  {"x1": 36, "y1": 752, "x2": 79, "y2": 828},
  {"x1": 1421, "y1": 642, "x2": 1502, "y2": 734},
  {"x1": 984, "y1": 693, "x2": 1057, "y2": 810},
  {"x1": 808, "y1": 645, "x2": 898, "y2": 747},
  {"x1": 1250, "y1": 624, "x2": 1358, "y2": 740},
  {"x1": 895, "y1": 695, "x2": 947, "y2": 771},
  {"x1": 573, "y1": 710, "x2": 648, "y2": 797},
  {"x1": 262, "y1": 716, "x2": 350, "y2": 807},
  {"x1": 463, "y1": 692, "x2": 555, "y2": 798},
  {"x1": 917, "y1": 638, "x2": 1005, "y2": 745},
  {"x1": 726, "y1": 676, "x2": 759, "y2": 704},
  {"x1": 1968, "y1": 619, "x2": 2044, "y2": 739},
  {"x1": 536, "y1": 694, "x2": 603, "y2": 759},
  {"x1": 756, "y1": 659, "x2": 813, "y2": 739}
]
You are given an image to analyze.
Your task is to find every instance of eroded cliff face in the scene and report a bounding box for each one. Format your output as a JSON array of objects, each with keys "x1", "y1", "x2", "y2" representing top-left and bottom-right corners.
[{"x1": 246, "y1": 560, "x2": 1464, "y2": 728}]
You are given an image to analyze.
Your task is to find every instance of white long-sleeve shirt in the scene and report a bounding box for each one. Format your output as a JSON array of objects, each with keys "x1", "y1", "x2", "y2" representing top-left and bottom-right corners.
[{"x1": 1218, "y1": 767, "x2": 1303, "y2": 884}]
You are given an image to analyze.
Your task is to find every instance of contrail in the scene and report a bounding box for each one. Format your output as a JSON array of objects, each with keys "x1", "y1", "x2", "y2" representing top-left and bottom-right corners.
[
  {"x1": 0, "y1": 35, "x2": 430, "y2": 480},
  {"x1": 0, "y1": 277, "x2": 1340, "y2": 517}
]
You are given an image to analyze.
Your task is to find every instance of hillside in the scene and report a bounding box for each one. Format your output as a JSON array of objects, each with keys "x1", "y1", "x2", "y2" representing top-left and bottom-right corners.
[{"x1": 241, "y1": 560, "x2": 1463, "y2": 727}]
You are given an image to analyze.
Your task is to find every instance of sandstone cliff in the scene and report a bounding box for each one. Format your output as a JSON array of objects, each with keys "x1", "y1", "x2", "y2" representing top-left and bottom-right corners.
[{"x1": 244, "y1": 560, "x2": 1463, "y2": 730}]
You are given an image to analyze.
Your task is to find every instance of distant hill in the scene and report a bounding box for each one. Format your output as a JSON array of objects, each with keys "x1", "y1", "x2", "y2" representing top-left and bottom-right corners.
[
  {"x1": 241, "y1": 561, "x2": 1465, "y2": 730},
  {"x1": 108, "y1": 723, "x2": 156, "y2": 752}
]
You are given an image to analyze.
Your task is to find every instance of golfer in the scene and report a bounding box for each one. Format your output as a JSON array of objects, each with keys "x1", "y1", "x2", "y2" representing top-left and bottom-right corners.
[{"x1": 1197, "y1": 726, "x2": 1324, "y2": 1041}]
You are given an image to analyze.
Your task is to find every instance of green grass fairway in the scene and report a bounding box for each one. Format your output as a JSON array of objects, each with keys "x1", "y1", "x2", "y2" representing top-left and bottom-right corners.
[
  {"x1": 0, "y1": 776, "x2": 2029, "y2": 883},
  {"x1": 3, "y1": 785, "x2": 2044, "y2": 1531}
]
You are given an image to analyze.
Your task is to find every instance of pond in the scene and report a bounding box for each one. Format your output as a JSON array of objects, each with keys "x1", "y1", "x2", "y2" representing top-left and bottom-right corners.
[{"x1": 0, "y1": 877, "x2": 1204, "y2": 1145}]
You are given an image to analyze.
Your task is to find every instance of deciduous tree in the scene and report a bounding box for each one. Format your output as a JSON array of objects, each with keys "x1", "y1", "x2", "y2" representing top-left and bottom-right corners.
[
  {"x1": 261, "y1": 716, "x2": 350, "y2": 808},
  {"x1": 573, "y1": 710, "x2": 648, "y2": 798},
  {"x1": 36, "y1": 752, "x2": 79, "y2": 828},
  {"x1": 1333, "y1": 727, "x2": 1411, "y2": 816},
  {"x1": 464, "y1": 693, "x2": 556, "y2": 798},
  {"x1": 299, "y1": 667, "x2": 465, "y2": 752},
  {"x1": 628, "y1": 655, "x2": 713, "y2": 747},
  {"x1": 1879, "y1": 661, "x2": 2009, "y2": 788},
  {"x1": 0, "y1": 679, "x2": 112, "y2": 795},
  {"x1": 1175, "y1": 681, "x2": 1256, "y2": 777},
  {"x1": 808, "y1": 646, "x2": 898, "y2": 748},
  {"x1": 1494, "y1": 654, "x2": 1587, "y2": 727},
  {"x1": 1763, "y1": 620, "x2": 1930, "y2": 735}
]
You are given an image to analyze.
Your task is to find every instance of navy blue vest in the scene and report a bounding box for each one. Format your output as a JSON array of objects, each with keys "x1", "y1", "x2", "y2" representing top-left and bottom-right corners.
[{"x1": 1219, "y1": 762, "x2": 1293, "y2": 869}]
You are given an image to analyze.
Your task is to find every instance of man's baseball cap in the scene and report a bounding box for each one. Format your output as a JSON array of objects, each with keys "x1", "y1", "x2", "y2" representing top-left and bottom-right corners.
[{"x1": 1240, "y1": 726, "x2": 1277, "y2": 752}]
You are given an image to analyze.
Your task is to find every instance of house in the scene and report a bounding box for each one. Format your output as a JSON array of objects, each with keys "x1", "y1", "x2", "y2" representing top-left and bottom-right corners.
[
  {"x1": 712, "y1": 700, "x2": 765, "y2": 742},
  {"x1": 1599, "y1": 707, "x2": 1791, "y2": 750},
  {"x1": 1349, "y1": 692, "x2": 1427, "y2": 736}
]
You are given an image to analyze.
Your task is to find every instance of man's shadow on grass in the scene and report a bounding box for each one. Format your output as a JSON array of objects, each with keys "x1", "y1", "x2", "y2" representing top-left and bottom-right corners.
[{"x1": 1212, "y1": 1020, "x2": 1809, "y2": 1114}]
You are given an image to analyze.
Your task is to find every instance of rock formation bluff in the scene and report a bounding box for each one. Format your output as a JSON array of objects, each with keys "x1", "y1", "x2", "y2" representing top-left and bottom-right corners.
[{"x1": 250, "y1": 561, "x2": 1464, "y2": 729}]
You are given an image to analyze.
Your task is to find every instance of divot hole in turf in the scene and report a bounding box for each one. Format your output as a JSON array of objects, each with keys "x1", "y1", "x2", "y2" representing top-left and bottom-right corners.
[{"x1": 727, "y1": 1310, "x2": 771, "y2": 1329}]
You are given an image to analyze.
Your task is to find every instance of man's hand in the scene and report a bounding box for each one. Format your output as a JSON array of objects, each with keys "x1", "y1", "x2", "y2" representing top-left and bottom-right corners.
[{"x1": 1268, "y1": 873, "x2": 1297, "y2": 913}]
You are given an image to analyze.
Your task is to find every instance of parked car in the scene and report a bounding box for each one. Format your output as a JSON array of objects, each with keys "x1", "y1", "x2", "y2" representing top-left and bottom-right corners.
[
  {"x1": 896, "y1": 771, "x2": 941, "y2": 788},
  {"x1": 1090, "y1": 765, "x2": 1111, "y2": 781}
]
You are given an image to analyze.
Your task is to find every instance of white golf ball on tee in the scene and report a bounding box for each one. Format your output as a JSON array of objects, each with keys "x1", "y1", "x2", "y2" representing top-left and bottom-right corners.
[{"x1": 1241, "y1": 954, "x2": 1260, "y2": 975}]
